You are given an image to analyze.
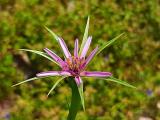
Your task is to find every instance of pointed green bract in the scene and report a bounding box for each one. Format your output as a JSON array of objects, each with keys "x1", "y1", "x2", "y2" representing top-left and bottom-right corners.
[
  {"x1": 79, "y1": 16, "x2": 90, "y2": 55},
  {"x1": 96, "y1": 33, "x2": 125, "y2": 55},
  {"x1": 44, "y1": 26, "x2": 68, "y2": 58},
  {"x1": 47, "y1": 76, "x2": 67, "y2": 96},
  {"x1": 44, "y1": 26, "x2": 59, "y2": 41},
  {"x1": 12, "y1": 77, "x2": 38, "y2": 87},
  {"x1": 102, "y1": 77, "x2": 136, "y2": 89},
  {"x1": 19, "y1": 49, "x2": 59, "y2": 65},
  {"x1": 78, "y1": 82, "x2": 85, "y2": 111}
]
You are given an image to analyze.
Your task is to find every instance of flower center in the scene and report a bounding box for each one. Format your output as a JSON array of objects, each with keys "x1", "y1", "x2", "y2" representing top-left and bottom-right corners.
[{"x1": 65, "y1": 56, "x2": 85, "y2": 76}]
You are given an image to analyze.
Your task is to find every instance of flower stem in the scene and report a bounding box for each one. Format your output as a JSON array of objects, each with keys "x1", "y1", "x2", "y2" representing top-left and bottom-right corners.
[{"x1": 67, "y1": 77, "x2": 81, "y2": 120}]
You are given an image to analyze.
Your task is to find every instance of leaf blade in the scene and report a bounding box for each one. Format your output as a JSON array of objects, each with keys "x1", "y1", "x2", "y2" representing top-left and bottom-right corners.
[
  {"x1": 44, "y1": 26, "x2": 59, "y2": 41},
  {"x1": 19, "y1": 49, "x2": 59, "y2": 65},
  {"x1": 102, "y1": 77, "x2": 136, "y2": 89},
  {"x1": 96, "y1": 33, "x2": 125, "y2": 55},
  {"x1": 47, "y1": 76, "x2": 66, "y2": 96},
  {"x1": 12, "y1": 77, "x2": 38, "y2": 87}
]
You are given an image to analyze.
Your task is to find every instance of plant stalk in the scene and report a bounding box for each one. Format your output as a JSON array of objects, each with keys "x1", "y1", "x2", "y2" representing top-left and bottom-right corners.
[{"x1": 67, "y1": 77, "x2": 81, "y2": 120}]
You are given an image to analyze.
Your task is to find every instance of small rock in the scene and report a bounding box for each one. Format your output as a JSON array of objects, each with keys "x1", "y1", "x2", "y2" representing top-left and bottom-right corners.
[
  {"x1": 139, "y1": 116, "x2": 153, "y2": 120},
  {"x1": 157, "y1": 101, "x2": 160, "y2": 109}
]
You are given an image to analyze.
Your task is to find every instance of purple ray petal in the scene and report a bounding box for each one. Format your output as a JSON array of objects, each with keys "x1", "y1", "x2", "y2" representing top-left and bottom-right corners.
[
  {"x1": 80, "y1": 36, "x2": 92, "y2": 58},
  {"x1": 74, "y1": 39, "x2": 79, "y2": 57},
  {"x1": 44, "y1": 48, "x2": 65, "y2": 67},
  {"x1": 75, "y1": 76, "x2": 82, "y2": 86},
  {"x1": 36, "y1": 71, "x2": 71, "y2": 77},
  {"x1": 82, "y1": 46, "x2": 98, "y2": 68},
  {"x1": 58, "y1": 37, "x2": 71, "y2": 58},
  {"x1": 80, "y1": 71, "x2": 112, "y2": 77}
]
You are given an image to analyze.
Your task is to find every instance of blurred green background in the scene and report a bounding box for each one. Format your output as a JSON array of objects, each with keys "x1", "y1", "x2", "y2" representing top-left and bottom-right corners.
[{"x1": 0, "y1": 0, "x2": 160, "y2": 120}]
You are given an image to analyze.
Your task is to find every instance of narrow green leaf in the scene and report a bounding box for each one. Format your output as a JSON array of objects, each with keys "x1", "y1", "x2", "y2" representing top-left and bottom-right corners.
[
  {"x1": 12, "y1": 77, "x2": 38, "y2": 87},
  {"x1": 79, "y1": 16, "x2": 90, "y2": 55},
  {"x1": 47, "y1": 76, "x2": 67, "y2": 96},
  {"x1": 78, "y1": 82, "x2": 85, "y2": 111},
  {"x1": 102, "y1": 77, "x2": 136, "y2": 89},
  {"x1": 96, "y1": 33, "x2": 125, "y2": 55},
  {"x1": 19, "y1": 49, "x2": 59, "y2": 65},
  {"x1": 44, "y1": 26, "x2": 59, "y2": 41}
]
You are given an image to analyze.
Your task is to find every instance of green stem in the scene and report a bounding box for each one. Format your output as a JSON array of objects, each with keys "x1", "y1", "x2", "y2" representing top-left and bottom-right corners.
[{"x1": 67, "y1": 78, "x2": 81, "y2": 120}]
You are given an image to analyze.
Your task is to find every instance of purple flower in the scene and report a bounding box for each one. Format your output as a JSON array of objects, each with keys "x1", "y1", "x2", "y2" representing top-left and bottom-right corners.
[
  {"x1": 12, "y1": 17, "x2": 135, "y2": 98},
  {"x1": 146, "y1": 89, "x2": 152, "y2": 96},
  {"x1": 4, "y1": 113, "x2": 10, "y2": 120},
  {"x1": 12, "y1": 17, "x2": 136, "y2": 120},
  {"x1": 37, "y1": 36, "x2": 112, "y2": 86}
]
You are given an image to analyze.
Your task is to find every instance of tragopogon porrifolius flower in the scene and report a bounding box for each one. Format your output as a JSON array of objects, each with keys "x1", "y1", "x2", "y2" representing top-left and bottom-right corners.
[
  {"x1": 13, "y1": 17, "x2": 136, "y2": 120},
  {"x1": 36, "y1": 37, "x2": 112, "y2": 85}
]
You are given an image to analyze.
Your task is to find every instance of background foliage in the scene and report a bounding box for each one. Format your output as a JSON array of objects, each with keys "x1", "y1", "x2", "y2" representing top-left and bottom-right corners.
[{"x1": 0, "y1": 0, "x2": 160, "y2": 120}]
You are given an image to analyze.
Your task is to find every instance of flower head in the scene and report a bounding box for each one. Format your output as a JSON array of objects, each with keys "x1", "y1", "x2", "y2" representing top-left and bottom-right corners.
[
  {"x1": 12, "y1": 17, "x2": 136, "y2": 120},
  {"x1": 37, "y1": 36, "x2": 112, "y2": 85},
  {"x1": 13, "y1": 17, "x2": 135, "y2": 97}
]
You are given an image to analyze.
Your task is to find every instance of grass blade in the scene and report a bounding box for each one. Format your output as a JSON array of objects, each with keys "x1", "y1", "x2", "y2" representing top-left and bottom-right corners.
[
  {"x1": 44, "y1": 26, "x2": 59, "y2": 41},
  {"x1": 19, "y1": 49, "x2": 59, "y2": 65},
  {"x1": 102, "y1": 77, "x2": 136, "y2": 89},
  {"x1": 79, "y1": 16, "x2": 90, "y2": 55},
  {"x1": 12, "y1": 77, "x2": 38, "y2": 87},
  {"x1": 96, "y1": 33, "x2": 125, "y2": 55},
  {"x1": 47, "y1": 76, "x2": 66, "y2": 97}
]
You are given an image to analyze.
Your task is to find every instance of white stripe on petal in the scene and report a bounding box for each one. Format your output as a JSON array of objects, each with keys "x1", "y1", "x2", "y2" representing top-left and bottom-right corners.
[
  {"x1": 80, "y1": 71, "x2": 112, "y2": 77},
  {"x1": 44, "y1": 48, "x2": 65, "y2": 67},
  {"x1": 36, "y1": 71, "x2": 71, "y2": 77},
  {"x1": 80, "y1": 36, "x2": 92, "y2": 58},
  {"x1": 74, "y1": 39, "x2": 79, "y2": 57},
  {"x1": 58, "y1": 37, "x2": 71, "y2": 58}
]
